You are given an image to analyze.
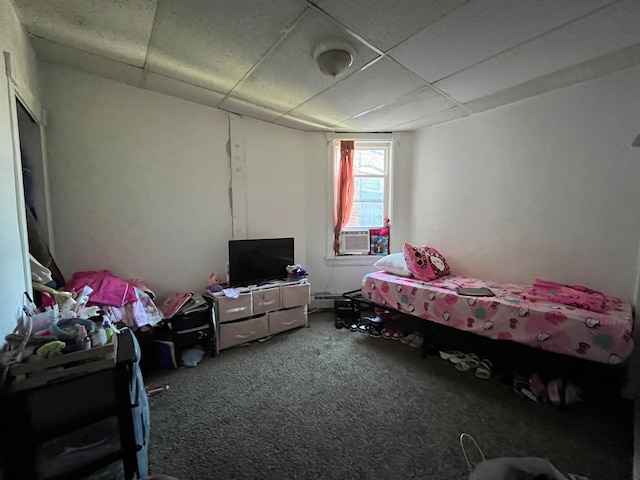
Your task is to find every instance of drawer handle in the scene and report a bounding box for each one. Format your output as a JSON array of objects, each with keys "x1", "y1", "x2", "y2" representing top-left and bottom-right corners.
[
  {"x1": 235, "y1": 332, "x2": 254, "y2": 339},
  {"x1": 261, "y1": 300, "x2": 276, "y2": 306},
  {"x1": 282, "y1": 320, "x2": 297, "y2": 326},
  {"x1": 227, "y1": 306, "x2": 248, "y2": 313}
]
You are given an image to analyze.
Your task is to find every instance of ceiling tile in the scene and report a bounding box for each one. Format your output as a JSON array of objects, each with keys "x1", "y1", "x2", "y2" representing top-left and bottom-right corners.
[
  {"x1": 272, "y1": 115, "x2": 332, "y2": 132},
  {"x1": 289, "y1": 57, "x2": 428, "y2": 126},
  {"x1": 312, "y1": 0, "x2": 466, "y2": 52},
  {"x1": 335, "y1": 86, "x2": 458, "y2": 131},
  {"x1": 389, "y1": 0, "x2": 613, "y2": 83},
  {"x1": 229, "y1": 9, "x2": 380, "y2": 114},
  {"x1": 465, "y1": 42, "x2": 640, "y2": 114},
  {"x1": 142, "y1": 72, "x2": 225, "y2": 109},
  {"x1": 14, "y1": 0, "x2": 157, "y2": 67},
  {"x1": 17, "y1": 0, "x2": 640, "y2": 132},
  {"x1": 219, "y1": 97, "x2": 282, "y2": 123},
  {"x1": 434, "y1": 0, "x2": 640, "y2": 103},
  {"x1": 391, "y1": 106, "x2": 470, "y2": 131},
  {"x1": 145, "y1": 0, "x2": 307, "y2": 94},
  {"x1": 31, "y1": 36, "x2": 145, "y2": 88}
]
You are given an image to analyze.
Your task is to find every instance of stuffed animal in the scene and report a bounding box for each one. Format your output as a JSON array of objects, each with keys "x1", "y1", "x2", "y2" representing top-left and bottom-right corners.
[
  {"x1": 380, "y1": 217, "x2": 390, "y2": 236},
  {"x1": 205, "y1": 273, "x2": 223, "y2": 294},
  {"x1": 286, "y1": 264, "x2": 307, "y2": 279}
]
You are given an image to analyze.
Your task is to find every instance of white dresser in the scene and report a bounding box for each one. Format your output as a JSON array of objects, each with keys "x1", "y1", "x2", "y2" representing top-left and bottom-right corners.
[{"x1": 213, "y1": 280, "x2": 310, "y2": 352}]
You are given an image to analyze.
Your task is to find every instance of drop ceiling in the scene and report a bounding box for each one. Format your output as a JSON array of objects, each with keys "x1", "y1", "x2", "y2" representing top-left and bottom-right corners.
[{"x1": 12, "y1": 0, "x2": 640, "y2": 132}]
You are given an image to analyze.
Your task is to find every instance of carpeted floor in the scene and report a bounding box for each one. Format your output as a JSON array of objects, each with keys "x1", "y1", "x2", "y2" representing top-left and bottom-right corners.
[{"x1": 145, "y1": 310, "x2": 632, "y2": 480}]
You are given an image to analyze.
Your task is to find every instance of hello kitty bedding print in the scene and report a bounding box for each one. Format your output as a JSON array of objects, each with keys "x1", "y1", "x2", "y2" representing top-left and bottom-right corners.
[{"x1": 361, "y1": 271, "x2": 634, "y2": 365}]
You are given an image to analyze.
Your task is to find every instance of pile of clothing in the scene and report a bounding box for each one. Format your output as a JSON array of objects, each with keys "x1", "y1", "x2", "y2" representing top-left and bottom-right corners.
[
  {"x1": 62, "y1": 270, "x2": 163, "y2": 329},
  {"x1": 521, "y1": 278, "x2": 619, "y2": 313}
]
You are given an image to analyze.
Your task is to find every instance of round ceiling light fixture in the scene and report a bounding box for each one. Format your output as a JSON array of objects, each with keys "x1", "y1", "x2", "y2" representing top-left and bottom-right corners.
[{"x1": 313, "y1": 41, "x2": 356, "y2": 78}]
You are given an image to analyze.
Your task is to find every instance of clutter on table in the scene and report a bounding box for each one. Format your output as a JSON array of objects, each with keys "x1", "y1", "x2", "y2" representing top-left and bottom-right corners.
[{"x1": 1, "y1": 270, "x2": 164, "y2": 390}]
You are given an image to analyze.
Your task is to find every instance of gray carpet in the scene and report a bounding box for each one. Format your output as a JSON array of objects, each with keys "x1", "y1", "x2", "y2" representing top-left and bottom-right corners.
[{"x1": 145, "y1": 310, "x2": 632, "y2": 480}]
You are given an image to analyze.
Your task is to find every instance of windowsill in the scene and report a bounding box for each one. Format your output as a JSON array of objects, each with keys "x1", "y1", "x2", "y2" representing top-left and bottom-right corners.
[{"x1": 324, "y1": 255, "x2": 379, "y2": 266}]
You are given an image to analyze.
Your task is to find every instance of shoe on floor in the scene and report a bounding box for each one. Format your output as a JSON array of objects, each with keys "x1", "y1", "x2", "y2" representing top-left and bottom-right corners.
[
  {"x1": 439, "y1": 350, "x2": 465, "y2": 361},
  {"x1": 475, "y1": 359, "x2": 492, "y2": 379},
  {"x1": 335, "y1": 317, "x2": 345, "y2": 329},
  {"x1": 358, "y1": 324, "x2": 371, "y2": 333},
  {"x1": 400, "y1": 331, "x2": 418, "y2": 344},
  {"x1": 453, "y1": 353, "x2": 480, "y2": 372},
  {"x1": 408, "y1": 332, "x2": 424, "y2": 348},
  {"x1": 513, "y1": 375, "x2": 538, "y2": 402},
  {"x1": 391, "y1": 329, "x2": 404, "y2": 341},
  {"x1": 369, "y1": 328, "x2": 382, "y2": 338},
  {"x1": 369, "y1": 316, "x2": 383, "y2": 327},
  {"x1": 382, "y1": 328, "x2": 393, "y2": 339},
  {"x1": 360, "y1": 317, "x2": 374, "y2": 327}
]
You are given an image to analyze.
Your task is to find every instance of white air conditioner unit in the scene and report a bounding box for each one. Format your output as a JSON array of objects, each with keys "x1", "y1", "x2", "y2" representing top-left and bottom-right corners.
[{"x1": 339, "y1": 229, "x2": 370, "y2": 255}]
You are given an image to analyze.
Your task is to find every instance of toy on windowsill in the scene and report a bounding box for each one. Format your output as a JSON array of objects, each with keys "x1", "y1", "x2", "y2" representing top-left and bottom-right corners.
[
  {"x1": 286, "y1": 264, "x2": 307, "y2": 280},
  {"x1": 380, "y1": 217, "x2": 390, "y2": 236},
  {"x1": 369, "y1": 218, "x2": 391, "y2": 256}
]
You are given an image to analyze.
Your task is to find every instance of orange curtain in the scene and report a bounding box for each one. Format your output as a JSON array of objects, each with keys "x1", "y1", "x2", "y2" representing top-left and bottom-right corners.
[{"x1": 334, "y1": 141, "x2": 355, "y2": 254}]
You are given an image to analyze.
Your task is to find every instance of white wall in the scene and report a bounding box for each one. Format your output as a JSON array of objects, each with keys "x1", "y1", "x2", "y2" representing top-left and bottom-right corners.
[
  {"x1": 304, "y1": 131, "x2": 414, "y2": 296},
  {"x1": 244, "y1": 118, "x2": 307, "y2": 264},
  {"x1": 412, "y1": 65, "x2": 640, "y2": 305},
  {"x1": 40, "y1": 64, "x2": 310, "y2": 302},
  {"x1": 0, "y1": 0, "x2": 41, "y2": 340},
  {"x1": 36, "y1": 36, "x2": 640, "y2": 314},
  {"x1": 41, "y1": 64, "x2": 231, "y2": 301}
]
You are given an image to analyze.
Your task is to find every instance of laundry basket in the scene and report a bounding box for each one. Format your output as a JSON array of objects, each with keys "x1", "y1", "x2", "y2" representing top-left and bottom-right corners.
[{"x1": 460, "y1": 433, "x2": 569, "y2": 480}]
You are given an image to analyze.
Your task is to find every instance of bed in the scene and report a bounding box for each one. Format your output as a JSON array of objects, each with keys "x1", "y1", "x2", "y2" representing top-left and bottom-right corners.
[{"x1": 359, "y1": 271, "x2": 634, "y2": 365}]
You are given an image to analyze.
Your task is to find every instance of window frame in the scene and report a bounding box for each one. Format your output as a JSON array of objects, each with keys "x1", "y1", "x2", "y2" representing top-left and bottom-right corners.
[{"x1": 326, "y1": 133, "x2": 393, "y2": 260}]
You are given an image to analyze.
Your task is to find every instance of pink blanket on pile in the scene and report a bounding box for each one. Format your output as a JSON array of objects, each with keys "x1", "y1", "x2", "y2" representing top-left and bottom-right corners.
[
  {"x1": 66, "y1": 270, "x2": 138, "y2": 307},
  {"x1": 523, "y1": 279, "x2": 615, "y2": 313}
]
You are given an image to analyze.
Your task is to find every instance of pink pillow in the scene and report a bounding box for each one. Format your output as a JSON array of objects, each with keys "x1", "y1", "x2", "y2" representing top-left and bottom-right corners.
[{"x1": 402, "y1": 242, "x2": 451, "y2": 281}]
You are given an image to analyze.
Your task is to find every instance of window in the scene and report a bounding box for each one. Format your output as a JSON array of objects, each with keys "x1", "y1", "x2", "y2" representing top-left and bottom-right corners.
[{"x1": 333, "y1": 139, "x2": 392, "y2": 229}]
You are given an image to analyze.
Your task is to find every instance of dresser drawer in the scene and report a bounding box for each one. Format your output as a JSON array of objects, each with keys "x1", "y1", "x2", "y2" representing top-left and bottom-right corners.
[
  {"x1": 219, "y1": 315, "x2": 268, "y2": 350},
  {"x1": 252, "y1": 287, "x2": 281, "y2": 314},
  {"x1": 217, "y1": 293, "x2": 252, "y2": 323},
  {"x1": 281, "y1": 283, "x2": 310, "y2": 309},
  {"x1": 268, "y1": 306, "x2": 307, "y2": 335}
]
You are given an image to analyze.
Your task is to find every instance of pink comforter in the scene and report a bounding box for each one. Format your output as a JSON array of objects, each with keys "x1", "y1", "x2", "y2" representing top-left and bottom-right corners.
[
  {"x1": 362, "y1": 272, "x2": 634, "y2": 365},
  {"x1": 66, "y1": 270, "x2": 138, "y2": 307}
]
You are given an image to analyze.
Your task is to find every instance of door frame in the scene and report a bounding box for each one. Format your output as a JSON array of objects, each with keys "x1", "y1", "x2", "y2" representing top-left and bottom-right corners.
[{"x1": 4, "y1": 51, "x2": 51, "y2": 293}]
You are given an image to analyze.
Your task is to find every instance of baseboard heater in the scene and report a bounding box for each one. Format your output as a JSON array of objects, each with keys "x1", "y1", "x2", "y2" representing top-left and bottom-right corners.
[{"x1": 310, "y1": 293, "x2": 344, "y2": 309}]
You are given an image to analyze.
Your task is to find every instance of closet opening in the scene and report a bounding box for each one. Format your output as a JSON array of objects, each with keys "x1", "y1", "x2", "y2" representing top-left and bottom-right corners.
[{"x1": 15, "y1": 97, "x2": 64, "y2": 290}]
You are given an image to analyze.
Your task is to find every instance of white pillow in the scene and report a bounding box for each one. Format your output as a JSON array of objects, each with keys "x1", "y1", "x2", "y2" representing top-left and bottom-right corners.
[{"x1": 373, "y1": 253, "x2": 412, "y2": 277}]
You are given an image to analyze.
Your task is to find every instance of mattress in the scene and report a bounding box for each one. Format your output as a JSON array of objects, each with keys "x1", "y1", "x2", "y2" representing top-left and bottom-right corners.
[{"x1": 361, "y1": 271, "x2": 634, "y2": 365}]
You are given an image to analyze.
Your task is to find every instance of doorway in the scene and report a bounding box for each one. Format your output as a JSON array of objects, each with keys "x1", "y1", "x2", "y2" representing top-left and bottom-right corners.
[{"x1": 15, "y1": 96, "x2": 64, "y2": 289}]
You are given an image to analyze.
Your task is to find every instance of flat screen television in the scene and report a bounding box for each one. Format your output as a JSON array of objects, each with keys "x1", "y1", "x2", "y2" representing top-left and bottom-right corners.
[{"x1": 228, "y1": 237, "x2": 294, "y2": 287}]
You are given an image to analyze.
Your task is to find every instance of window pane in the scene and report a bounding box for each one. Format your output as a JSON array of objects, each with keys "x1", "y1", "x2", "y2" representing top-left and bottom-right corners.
[
  {"x1": 345, "y1": 201, "x2": 384, "y2": 227},
  {"x1": 353, "y1": 177, "x2": 384, "y2": 202},
  {"x1": 359, "y1": 202, "x2": 384, "y2": 226},
  {"x1": 353, "y1": 149, "x2": 385, "y2": 175}
]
